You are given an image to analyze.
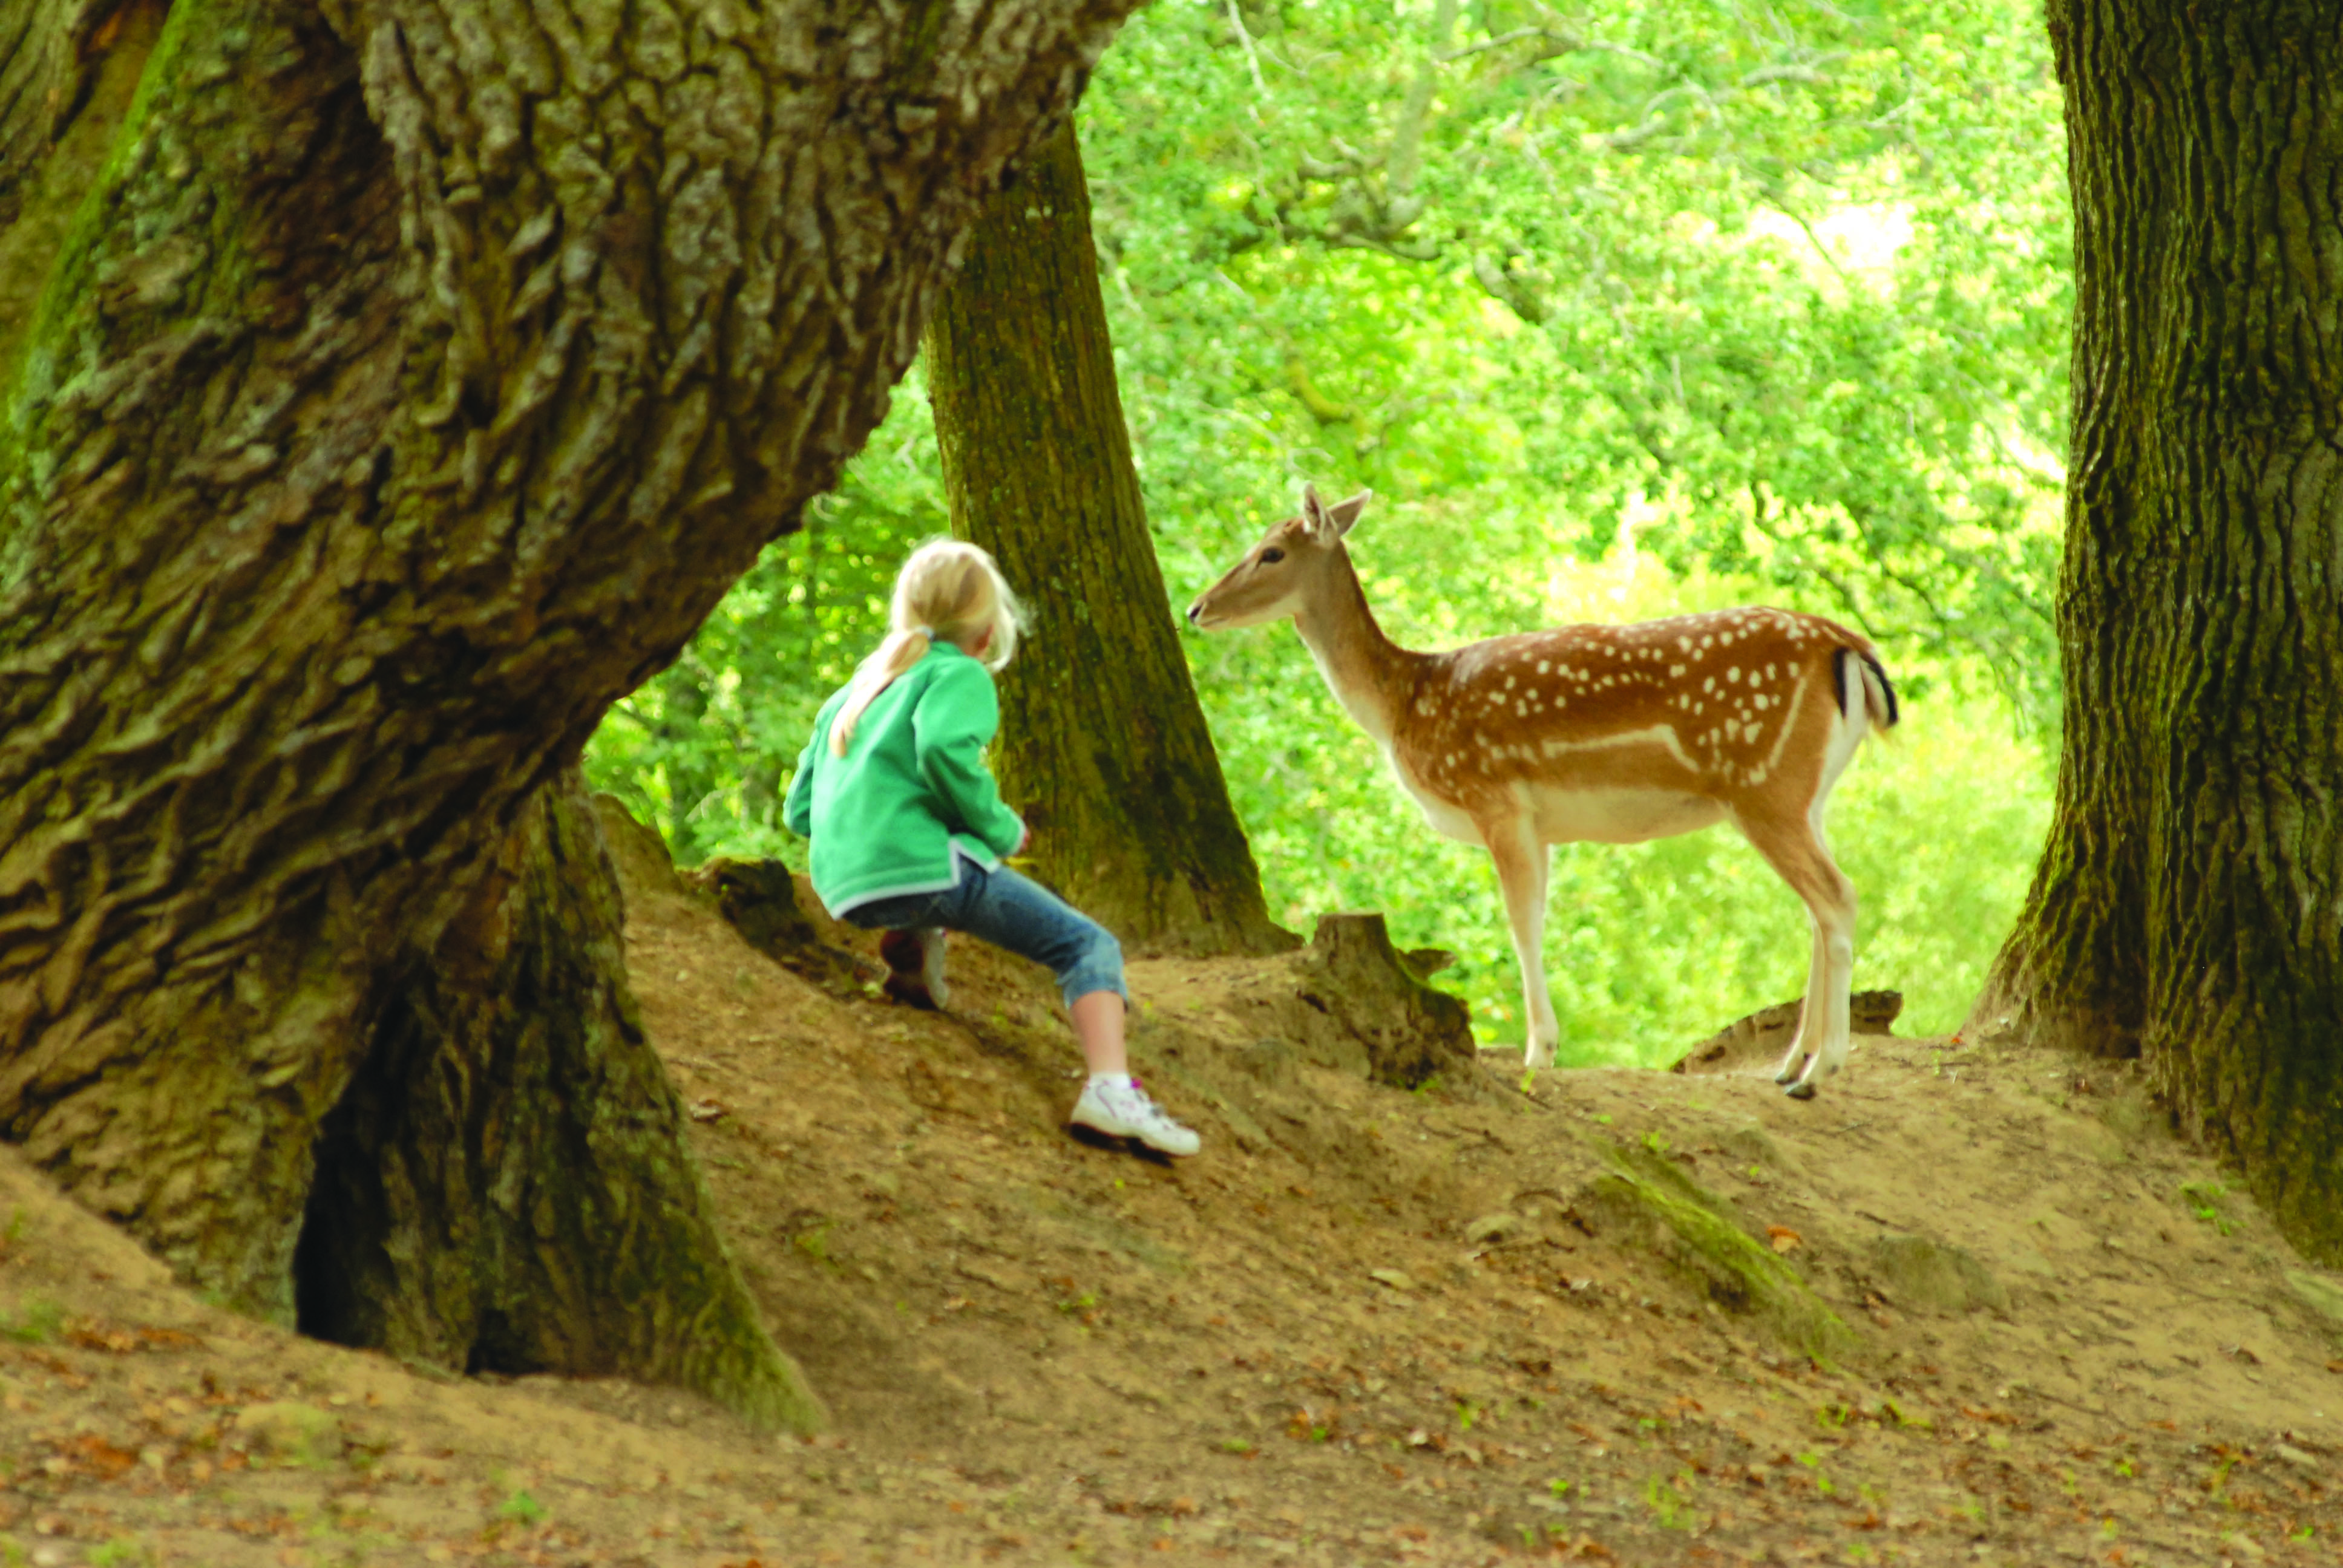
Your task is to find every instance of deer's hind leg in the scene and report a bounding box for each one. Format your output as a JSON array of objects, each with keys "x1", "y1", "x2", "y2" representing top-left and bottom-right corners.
[
  {"x1": 1483, "y1": 814, "x2": 1559, "y2": 1070},
  {"x1": 1769, "y1": 916, "x2": 1833, "y2": 1086},
  {"x1": 1735, "y1": 808, "x2": 1857, "y2": 1100}
]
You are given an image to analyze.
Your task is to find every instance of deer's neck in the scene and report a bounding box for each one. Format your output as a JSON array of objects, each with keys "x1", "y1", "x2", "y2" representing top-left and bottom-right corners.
[{"x1": 1292, "y1": 550, "x2": 1418, "y2": 748}]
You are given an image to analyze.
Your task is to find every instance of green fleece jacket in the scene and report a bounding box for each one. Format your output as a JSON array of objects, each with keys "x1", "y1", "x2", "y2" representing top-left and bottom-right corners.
[{"x1": 783, "y1": 642, "x2": 1026, "y2": 918}]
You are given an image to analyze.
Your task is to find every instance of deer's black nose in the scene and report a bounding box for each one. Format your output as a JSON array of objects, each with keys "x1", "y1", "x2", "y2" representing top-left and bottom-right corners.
[{"x1": 1185, "y1": 604, "x2": 1202, "y2": 626}]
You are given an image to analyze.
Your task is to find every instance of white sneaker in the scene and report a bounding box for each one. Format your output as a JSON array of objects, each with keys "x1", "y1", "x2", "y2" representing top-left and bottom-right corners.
[
  {"x1": 1069, "y1": 1077, "x2": 1201, "y2": 1158},
  {"x1": 879, "y1": 926, "x2": 949, "y2": 1010}
]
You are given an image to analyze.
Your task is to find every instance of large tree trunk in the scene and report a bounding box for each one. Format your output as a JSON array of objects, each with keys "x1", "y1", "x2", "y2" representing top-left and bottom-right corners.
[
  {"x1": 295, "y1": 771, "x2": 816, "y2": 1429},
  {"x1": 1973, "y1": 0, "x2": 2343, "y2": 1261},
  {"x1": 923, "y1": 119, "x2": 1293, "y2": 956},
  {"x1": 0, "y1": 0, "x2": 1138, "y2": 1422}
]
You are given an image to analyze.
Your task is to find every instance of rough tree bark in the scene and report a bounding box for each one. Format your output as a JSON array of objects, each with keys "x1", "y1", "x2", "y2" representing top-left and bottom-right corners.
[
  {"x1": 1971, "y1": 0, "x2": 2343, "y2": 1260},
  {"x1": 923, "y1": 119, "x2": 1292, "y2": 956},
  {"x1": 0, "y1": 0, "x2": 1139, "y2": 1423}
]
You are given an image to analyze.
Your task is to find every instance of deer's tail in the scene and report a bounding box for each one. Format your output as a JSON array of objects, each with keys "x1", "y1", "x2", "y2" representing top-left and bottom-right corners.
[{"x1": 1835, "y1": 646, "x2": 1899, "y2": 739}]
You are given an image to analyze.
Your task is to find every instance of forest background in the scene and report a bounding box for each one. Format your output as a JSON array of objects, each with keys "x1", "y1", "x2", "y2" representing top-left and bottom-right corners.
[{"x1": 586, "y1": 0, "x2": 2072, "y2": 1068}]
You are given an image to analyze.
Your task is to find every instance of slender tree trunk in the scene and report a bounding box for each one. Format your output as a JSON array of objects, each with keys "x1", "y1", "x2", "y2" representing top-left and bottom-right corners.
[
  {"x1": 0, "y1": 0, "x2": 1138, "y2": 1420},
  {"x1": 1974, "y1": 0, "x2": 2343, "y2": 1261},
  {"x1": 923, "y1": 119, "x2": 1293, "y2": 956}
]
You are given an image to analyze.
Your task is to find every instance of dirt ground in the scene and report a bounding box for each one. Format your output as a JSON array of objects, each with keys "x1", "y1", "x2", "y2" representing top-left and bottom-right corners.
[{"x1": 3, "y1": 825, "x2": 2342, "y2": 1567}]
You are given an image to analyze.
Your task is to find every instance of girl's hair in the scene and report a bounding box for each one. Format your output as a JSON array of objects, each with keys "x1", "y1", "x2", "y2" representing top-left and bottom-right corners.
[{"x1": 830, "y1": 539, "x2": 1024, "y2": 756}]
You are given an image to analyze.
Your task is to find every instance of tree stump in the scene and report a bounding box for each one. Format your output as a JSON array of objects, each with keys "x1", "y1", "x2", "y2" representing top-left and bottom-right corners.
[
  {"x1": 1290, "y1": 913, "x2": 1476, "y2": 1090},
  {"x1": 1670, "y1": 990, "x2": 1905, "y2": 1076},
  {"x1": 690, "y1": 858, "x2": 821, "y2": 959},
  {"x1": 683, "y1": 857, "x2": 876, "y2": 996}
]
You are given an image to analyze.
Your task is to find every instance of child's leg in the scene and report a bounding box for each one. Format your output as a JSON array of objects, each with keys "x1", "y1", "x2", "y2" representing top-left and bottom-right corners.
[
  {"x1": 919, "y1": 864, "x2": 1197, "y2": 1156},
  {"x1": 1069, "y1": 991, "x2": 1126, "y2": 1077},
  {"x1": 879, "y1": 926, "x2": 949, "y2": 1010},
  {"x1": 943, "y1": 863, "x2": 1129, "y2": 1021}
]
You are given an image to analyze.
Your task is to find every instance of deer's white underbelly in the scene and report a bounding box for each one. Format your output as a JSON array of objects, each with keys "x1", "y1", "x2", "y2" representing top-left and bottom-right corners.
[
  {"x1": 1522, "y1": 783, "x2": 1725, "y2": 845},
  {"x1": 1387, "y1": 754, "x2": 1484, "y2": 844}
]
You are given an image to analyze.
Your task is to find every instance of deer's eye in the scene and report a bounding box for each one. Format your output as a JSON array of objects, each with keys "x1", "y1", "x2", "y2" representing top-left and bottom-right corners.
[{"x1": 1259, "y1": 547, "x2": 1285, "y2": 565}]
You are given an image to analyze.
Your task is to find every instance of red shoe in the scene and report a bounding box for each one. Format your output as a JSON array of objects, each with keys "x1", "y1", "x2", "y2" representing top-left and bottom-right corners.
[{"x1": 878, "y1": 927, "x2": 949, "y2": 1010}]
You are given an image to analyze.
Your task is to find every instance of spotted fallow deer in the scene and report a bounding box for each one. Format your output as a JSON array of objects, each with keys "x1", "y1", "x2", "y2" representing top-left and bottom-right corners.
[{"x1": 1186, "y1": 486, "x2": 1899, "y2": 1098}]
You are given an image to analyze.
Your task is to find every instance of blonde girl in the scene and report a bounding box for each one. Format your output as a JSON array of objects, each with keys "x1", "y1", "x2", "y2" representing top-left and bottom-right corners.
[{"x1": 783, "y1": 540, "x2": 1199, "y2": 1157}]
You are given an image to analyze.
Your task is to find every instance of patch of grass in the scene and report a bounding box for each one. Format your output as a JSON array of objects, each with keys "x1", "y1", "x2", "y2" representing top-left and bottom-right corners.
[
  {"x1": 1642, "y1": 1470, "x2": 1696, "y2": 1530},
  {"x1": 497, "y1": 1490, "x2": 549, "y2": 1527},
  {"x1": 1582, "y1": 1143, "x2": 1855, "y2": 1358},
  {"x1": 2180, "y1": 1180, "x2": 2236, "y2": 1236},
  {"x1": 0, "y1": 1297, "x2": 64, "y2": 1345}
]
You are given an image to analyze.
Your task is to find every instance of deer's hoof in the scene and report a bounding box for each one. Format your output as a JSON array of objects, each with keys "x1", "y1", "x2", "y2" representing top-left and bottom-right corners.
[
  {"x1": 1783, "y1": 1080, "x2": 1818, "y2": 1101},
  {"x1": 1773, "y1": 1060, "x2": 1807, "y2": 1086}
]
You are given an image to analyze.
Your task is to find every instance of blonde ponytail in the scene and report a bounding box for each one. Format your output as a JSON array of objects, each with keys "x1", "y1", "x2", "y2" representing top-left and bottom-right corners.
[{"x1": 829, "y1": 540, "x2": 1024, "y2": 757}]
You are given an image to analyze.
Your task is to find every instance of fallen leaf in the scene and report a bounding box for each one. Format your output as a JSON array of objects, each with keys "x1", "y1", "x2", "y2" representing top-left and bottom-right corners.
[
  {"x1": 1768, "y1": 1225, "x2": 1803, "y2": 1253},
  {"x1": 1368, "y1": 1268, "x2": 1417, "y2": 1292},
  {"x1": 687, "y1": 1099, "x2": 727, "y2": 1123}
]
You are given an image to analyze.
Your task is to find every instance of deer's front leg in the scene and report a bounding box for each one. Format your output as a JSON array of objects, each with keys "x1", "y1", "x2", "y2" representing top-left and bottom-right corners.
[{"x1": 1484, "y1": 818, "x2": 1559, "y2": 1070}]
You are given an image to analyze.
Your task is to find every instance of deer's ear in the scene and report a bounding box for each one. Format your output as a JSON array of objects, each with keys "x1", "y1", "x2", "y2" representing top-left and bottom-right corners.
[
  {"x1": 1323, "y1": 489, "x2": 1372, "y2": 537},
  {"x1": 1300, "y1": 483, "x2": 1329, "y2": 535}
]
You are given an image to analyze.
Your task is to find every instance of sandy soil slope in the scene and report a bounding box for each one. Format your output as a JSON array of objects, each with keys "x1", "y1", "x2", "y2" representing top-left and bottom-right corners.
[{"x1": 1, "y1": 824, "x2": 2339, "y2": 1567}]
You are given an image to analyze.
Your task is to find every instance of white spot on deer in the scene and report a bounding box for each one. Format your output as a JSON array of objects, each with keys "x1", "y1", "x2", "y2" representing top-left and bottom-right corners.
[
  {"x1": 1728, "y1": 667, "x2": 1741, "y2": 683},
  {"x1": 1670, "y1": 663, "x2": 1685, "y2": 676},
  {"x1": 1538, "y1": 660, "x2": 1552, "y2": 674},
  {"x1": 1701, "y1": 636, "x2": 1714, "y2": 648},
  {"x1": 1677, "y1": 636, "x2": 1691, "y2": 652},
  {"x1": 1702, "y1": 676, "x2": 1716, "y2": 693}
]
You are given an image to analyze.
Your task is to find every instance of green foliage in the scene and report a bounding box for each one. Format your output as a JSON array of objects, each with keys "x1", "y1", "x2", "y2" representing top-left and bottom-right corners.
[
  {"x1": 585, "y1": 0, "x2": 2065, "y2": 1068},
  {"x1": 1086, "y1": 0, "x2": 2069, "y2": 718}
]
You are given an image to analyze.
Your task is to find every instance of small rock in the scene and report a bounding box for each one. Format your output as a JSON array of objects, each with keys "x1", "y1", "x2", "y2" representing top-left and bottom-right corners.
[
  {"x1": 2286, "y1": 1270, "x2": 2343, "y2": 1334},
  {"x1": 1463, "y1": 1214, "x2": 1519, "y2": 1247},
  {"x1": 1368, "y1": 1268, "x2": 1416, "y2": 1292}
]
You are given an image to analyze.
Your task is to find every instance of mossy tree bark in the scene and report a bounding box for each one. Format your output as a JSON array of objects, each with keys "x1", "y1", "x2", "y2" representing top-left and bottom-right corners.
[
  {"x1": 923, "y1": 120, "x2": 1291, "y2": 956},
  {"x1": 0, "y1": 0, "x2": 1138, "y2": 1423},
  {"x1": 1973, "y1": 0, "x2": 2343, "y2": 1261}
]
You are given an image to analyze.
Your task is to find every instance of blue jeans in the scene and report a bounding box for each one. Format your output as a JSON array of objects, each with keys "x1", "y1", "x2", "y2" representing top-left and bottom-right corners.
[{"x1": 843, "y1": 861, "x2": 1126, "y2": 1009}]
